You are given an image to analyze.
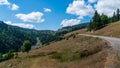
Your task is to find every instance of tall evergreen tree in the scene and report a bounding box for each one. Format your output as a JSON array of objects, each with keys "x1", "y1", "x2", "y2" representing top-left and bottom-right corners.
[
  {"x1": 92, "y1": 10, "x2": 101, "y2": 30},
  {"x1": 112, "y1": 12, "x2": 117, "y2": 22},
  {"x1": 117, "y1": 9, "x2": 120, "y2": 21}
]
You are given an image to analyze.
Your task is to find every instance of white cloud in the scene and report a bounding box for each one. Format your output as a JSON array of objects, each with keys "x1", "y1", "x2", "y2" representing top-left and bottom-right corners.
[
  {"x1": 66, "y1": 0, "x2": 94, "y2": 18},
  {"x1": 0, "y1": 0, "x2": 10, "y2": 5},
  {"x1": 5, "y1": 21, "x2": 35, "y2": 29},
  {"x1": 61, "y1": 19, "x2": 80, "y2": 27},
  {"x1": 11, "y1": 4, "x2": 19, "y2": 10},
  {"x1": 15, "y1": 12, "x2": 45, "y2": 23},
  {"x1": 0, "y1": 0, "x2": 19, "y2": 11},
  {"x1": 88, "y1": 0, "x2": 97, "y2": 3},
  {"x1": 44, "y1": 8, "x2": 52, "y2": 12},
  {"x1": 95, "y1": 0, "x2": 120, "y2": 17}
]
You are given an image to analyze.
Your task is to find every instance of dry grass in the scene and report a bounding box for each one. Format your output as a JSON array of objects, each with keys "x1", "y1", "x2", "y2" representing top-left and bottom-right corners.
[
  {"x1": 88, "y1": 21, "x2": 120, "y2": 37},
  {"x1": 65, "y1": 21, "x2": 120, "y2": 38},
  {"x1": 1, "y1": 21, "x2": 120, "y2": 68},
  {"x1": 0, "y1": 35, "x2": 110, "y2": 68},
  {"x1": 63, "y1": 21, "x2": 120, "y2": 68},
  {"x1": 67, "y1": 21, "x2": 120, "y2": 38}
]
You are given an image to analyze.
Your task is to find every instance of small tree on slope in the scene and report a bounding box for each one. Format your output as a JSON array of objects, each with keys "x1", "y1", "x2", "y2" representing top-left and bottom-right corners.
[{"x1": 21, "y1": 40, "x2": 32, "y2": 54}]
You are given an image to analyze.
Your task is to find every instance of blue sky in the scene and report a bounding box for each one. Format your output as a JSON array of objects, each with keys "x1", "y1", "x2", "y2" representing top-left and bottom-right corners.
[{"x1": 0, "y1": 0, "x2": 120, "y2": 30}]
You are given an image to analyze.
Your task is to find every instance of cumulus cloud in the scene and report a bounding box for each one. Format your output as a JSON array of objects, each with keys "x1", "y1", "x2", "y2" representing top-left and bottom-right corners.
[
  {"x1": 11, "y1": 4, "x2": 19, "y2": 10},
  {"x1": 66, "y1": 0, "x2": 94, "y2": 18},
  {"x1": 88, "y1": 0, "x2": 97, "y2": 3},
  {"x1": 0, "y1": 0, "x2": 10, "y2": 5},
  {"x1": 15, "y1": 12, "x2": 45, "y2": 23},
  {"x1": 44, "y1": 8, "x2": 52, "y2": 12},
  {"x1": 5, "y1": 21, "x2": 35, "y2": 29},
  {"x1": 61, "y1": 19, "x2": 80, "y2": 27},
  {"x1": 95, "y1": 0, "x2": 120, "y2": 17},
  {"x1": 0, "y1": 0, "x2": 19, "y2": 11}
]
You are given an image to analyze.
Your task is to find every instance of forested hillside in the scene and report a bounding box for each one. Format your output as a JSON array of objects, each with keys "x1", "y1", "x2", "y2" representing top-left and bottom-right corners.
[
  {"x1": 0, "y1": 21, "x2": 62, "y2": 54},
  {"x1": 0, "y1": 21, "x2": 88, "y2": 54}
]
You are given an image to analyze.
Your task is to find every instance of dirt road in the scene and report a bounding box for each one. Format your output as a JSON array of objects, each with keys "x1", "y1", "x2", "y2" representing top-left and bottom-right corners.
[{"x1": 79, "y1": 34, "x2": 120, "y2": 56}]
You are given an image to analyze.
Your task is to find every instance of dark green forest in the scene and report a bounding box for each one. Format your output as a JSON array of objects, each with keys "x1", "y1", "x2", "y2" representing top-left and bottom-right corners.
[{"x1": 0, "y1": 21, "x2": 62, "y2": 54}]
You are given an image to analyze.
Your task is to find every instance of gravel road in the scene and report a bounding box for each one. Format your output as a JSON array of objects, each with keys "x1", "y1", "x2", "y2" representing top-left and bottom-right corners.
[{"x1": 79, "y1": 34, "x2": 120, "y2": 56}]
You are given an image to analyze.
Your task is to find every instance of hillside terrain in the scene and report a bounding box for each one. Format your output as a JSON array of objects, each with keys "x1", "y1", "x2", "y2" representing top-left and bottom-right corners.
[
  {"x1": 66, "y1": 21, "x2": 120, "y2": 38},
  {"x1": 0, "y1": 34, "x2": 112, "y2": 68},
  {"x1": 0, "y1": 21, "x2": 88, "y2": 54},
  {"x1": 1, "y1": 21, "x2": 120, "y2": 68},
  {"x1": 0, "y1": 0, "x2": 119, "y2": 68}
]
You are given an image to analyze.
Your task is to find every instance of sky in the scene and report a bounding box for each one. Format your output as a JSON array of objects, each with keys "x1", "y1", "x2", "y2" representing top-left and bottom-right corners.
[{"x1": 0, "y1": 0, "x2": 120, "y2": 30}]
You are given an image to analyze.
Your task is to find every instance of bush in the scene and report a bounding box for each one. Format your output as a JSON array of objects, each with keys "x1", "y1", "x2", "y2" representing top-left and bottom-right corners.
[
  {"x1": 0, "y1": 50, "x2": 14, "y2": 62},
  {"x1": 2, "y1": 50, "x2": 14, "y2": 60},
  {"x1": 21, "y1": 40, "x2": 32, "y2": 53}
]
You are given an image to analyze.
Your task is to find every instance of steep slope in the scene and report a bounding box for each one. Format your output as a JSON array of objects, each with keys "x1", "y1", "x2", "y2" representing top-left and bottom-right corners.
[
  {"x1": 0, "y1": 21, "x2": 36, "y2": 53},
  {"x1": 0, "y1": 21, "x2": 61, "y2": 54},
  {"x1": 0, "y1": 34, "x2": 111, "y2": 68}
]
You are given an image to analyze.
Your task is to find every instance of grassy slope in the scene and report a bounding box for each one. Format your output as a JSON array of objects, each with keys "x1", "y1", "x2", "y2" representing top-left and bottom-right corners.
[
  {"x1": 64, "y1": 21, "x2": 120, "y2": 68},
  {"x1": 66, "y1": 21, "x2": 120, "y2": 38},
  {"x1": 1, "y1": 21, "x2": 120, "y2": 68},
  {"x1": 0, "y1": 35, "x2": 110, "y2": 68}
]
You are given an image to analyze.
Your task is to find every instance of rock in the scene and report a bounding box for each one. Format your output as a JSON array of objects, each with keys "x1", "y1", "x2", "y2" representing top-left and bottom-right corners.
[{"x1": 8, "y1": 63, "x2": 12, "y2": 67}]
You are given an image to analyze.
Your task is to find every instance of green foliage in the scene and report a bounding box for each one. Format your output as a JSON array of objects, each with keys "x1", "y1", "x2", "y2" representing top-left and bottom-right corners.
[
  {"x1": 117, "y1": 9, "x2": 120, "y2": 21},
  {"x1": 21, "y1": 40, "x2": 32, "y2": 53},
  {"x1": 110, "y1": 8, "x2": 120, "y2": 23},
  {"x1": 0, "y1": 53, "x2": 3, "y2": 61},
  {"x1": 101, "y1": 14, "x2": 109, "y2": 26},
  {"x1": 0, "y1": 50, "x2": 14, "y2": 62},
  {"x1": 3, "y1": 50, "x2": 14, "y2": 60},
  {"x1": 0, "y1": 21, "x2": 62, "y2": 54},
  {"x1": 0, "y1": 21, "x2": 36, "y2": 54},
  {"x1": 88, "y1": 10, "x2": 103, "y2": 31},
  {"x1": 50, "y1": 49, "x2": 82, "y2": 62},
  {"x1": 88, "y1": 9, "x2": 120, "y2": 31}
]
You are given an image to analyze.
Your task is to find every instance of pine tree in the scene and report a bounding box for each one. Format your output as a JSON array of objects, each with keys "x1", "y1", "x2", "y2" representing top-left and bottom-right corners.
[
  {"x1": 92, "y1": 10, "x2": 101, "y2": 30},
  {"x1": 112, "y1": 12, "x2": 116, "y2": 22},
  {"x1": 117, "y1": 9, "x2": 120, "y2": 21}
]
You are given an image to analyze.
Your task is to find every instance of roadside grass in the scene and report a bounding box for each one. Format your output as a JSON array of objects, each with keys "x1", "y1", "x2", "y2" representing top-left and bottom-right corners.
[{"x1": 50, "y1": 49, "x2": 82, "y2": 62}]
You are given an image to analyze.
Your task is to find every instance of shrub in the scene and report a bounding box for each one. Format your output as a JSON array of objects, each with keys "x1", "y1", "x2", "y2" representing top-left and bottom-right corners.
[
  {"x1": 21, "y1": 40, "x2": 32, "y2": 53},
  {"x1": 2, "y1": 50, "x2": 14, "y2": 60}
]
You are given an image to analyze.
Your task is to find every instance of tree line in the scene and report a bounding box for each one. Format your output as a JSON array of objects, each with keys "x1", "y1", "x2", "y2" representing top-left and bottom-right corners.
[{"x1": 88, "y1": 9, "x2": 120, "y2": 31}]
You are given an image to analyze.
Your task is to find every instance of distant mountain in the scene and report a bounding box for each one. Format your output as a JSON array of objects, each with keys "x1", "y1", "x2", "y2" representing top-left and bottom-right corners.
[{"x1": 56, "y1": 23, "x2": 89, "y2": 35}]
